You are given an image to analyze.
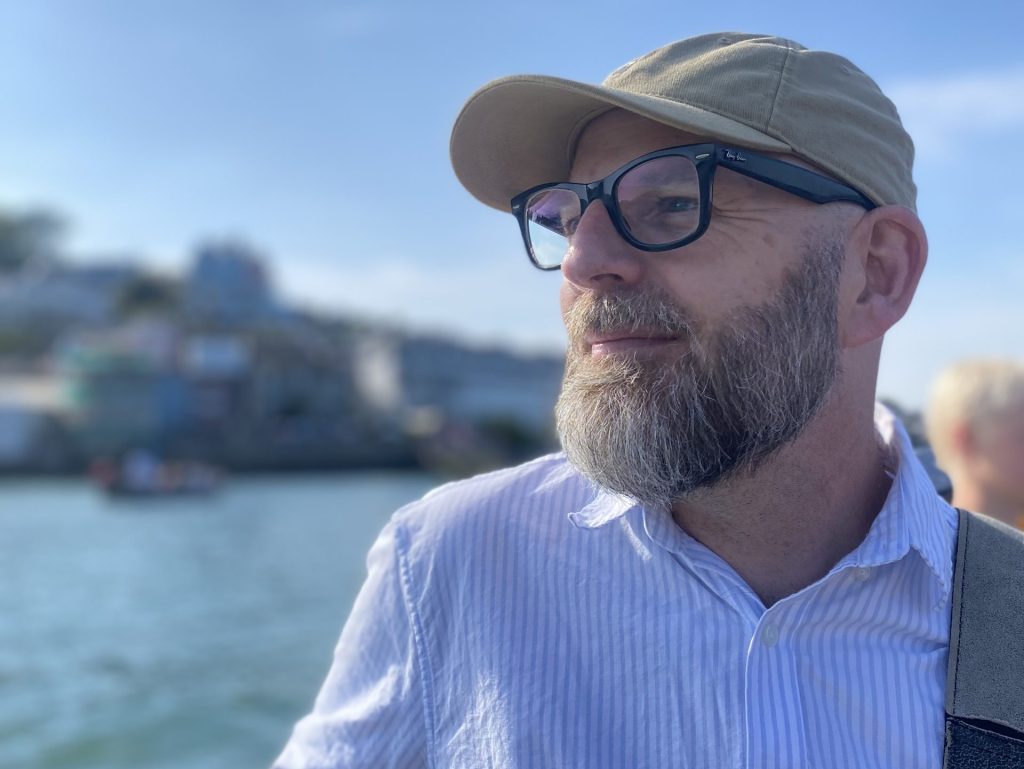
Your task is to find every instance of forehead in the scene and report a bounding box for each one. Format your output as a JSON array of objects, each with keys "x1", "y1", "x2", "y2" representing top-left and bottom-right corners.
[
  {"x1": 569, "y1": 108, "x2": 816, "y2": 181},
  {"x1": 569, "y1": 110, "x2": 701, "y2": 180}
]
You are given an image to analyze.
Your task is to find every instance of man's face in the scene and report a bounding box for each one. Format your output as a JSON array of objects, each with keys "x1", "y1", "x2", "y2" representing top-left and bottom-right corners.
[
  {"x1": 558, "y1": 110, "x2": 843, "y2": 324},
  {"x1": 554, "y1": 111, "x2": 847, "y2": 509}
]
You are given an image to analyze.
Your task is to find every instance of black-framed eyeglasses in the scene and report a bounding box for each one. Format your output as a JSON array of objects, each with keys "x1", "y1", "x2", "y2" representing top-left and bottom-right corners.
[{"x1": 510, "y1": 143, "x2": 877, "y2": 271}]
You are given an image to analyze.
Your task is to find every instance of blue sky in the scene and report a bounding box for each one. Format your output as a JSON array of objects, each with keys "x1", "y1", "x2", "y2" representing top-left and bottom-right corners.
[{"x1": 1, "y1": 1, "x2": 1022, "y2": 409}]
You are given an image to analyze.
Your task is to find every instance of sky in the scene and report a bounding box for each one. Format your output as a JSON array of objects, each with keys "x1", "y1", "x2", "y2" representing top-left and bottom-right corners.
[{"x1": 0, "y1": 0, "x2": 1022, "y2": 410}]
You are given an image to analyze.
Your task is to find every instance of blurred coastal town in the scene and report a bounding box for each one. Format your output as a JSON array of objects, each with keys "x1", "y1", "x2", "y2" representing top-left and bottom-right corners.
[{"x1": 0, "y1": 208, "x2": 565, "y2": 483}]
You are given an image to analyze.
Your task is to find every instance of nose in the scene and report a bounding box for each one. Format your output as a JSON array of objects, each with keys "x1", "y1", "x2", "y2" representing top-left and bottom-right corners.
[{"x1": 560, "y1": 201, "x2": 645, "y2": 290}]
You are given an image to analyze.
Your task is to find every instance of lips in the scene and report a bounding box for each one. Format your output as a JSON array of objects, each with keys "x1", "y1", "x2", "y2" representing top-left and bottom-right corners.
[
  {"x1": 564, "y1": 290, "x2": 695, "y2": 360},
  {"x1": 585, "y1": 331, "x2": 681, "y2": 357}
]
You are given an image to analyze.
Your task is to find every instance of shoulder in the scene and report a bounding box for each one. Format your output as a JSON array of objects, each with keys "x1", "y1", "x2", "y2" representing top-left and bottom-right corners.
[
  {"x1": 394, "y1": 452, "x2": 592, "y2": 537},
  {"x1": 385, "y1": 453, "x2": 598, "y2": 576}
]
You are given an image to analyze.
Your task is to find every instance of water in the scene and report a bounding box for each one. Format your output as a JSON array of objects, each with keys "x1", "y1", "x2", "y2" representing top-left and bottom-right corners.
[{"x1": 0, "y1": 472, "x2": 440, "y2": 769}]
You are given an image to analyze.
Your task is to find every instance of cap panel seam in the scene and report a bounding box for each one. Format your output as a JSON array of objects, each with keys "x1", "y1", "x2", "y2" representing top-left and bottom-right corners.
[
  {"x1": 764, "y1": 44, "x2": 792, "y2": 133},
  {"x1": 564, "y1": 106, "x2": 617, "y2": 168}
]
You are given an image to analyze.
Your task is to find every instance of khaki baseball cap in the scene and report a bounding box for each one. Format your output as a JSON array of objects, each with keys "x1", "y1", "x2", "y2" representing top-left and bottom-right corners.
[{"x1": 450, "y1": 32, "x2": 916, "y2": 213}]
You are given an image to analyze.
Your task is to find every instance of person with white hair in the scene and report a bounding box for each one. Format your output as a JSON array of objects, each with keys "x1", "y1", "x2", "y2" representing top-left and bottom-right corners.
[{"x1": 926, "y1": 358, "x2": 1024, "y2": 527}]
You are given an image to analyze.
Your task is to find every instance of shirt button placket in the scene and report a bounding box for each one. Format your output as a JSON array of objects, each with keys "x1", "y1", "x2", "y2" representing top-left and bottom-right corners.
[{"x1": 745, "y1": 614, "x2": 808, "y2": 769}]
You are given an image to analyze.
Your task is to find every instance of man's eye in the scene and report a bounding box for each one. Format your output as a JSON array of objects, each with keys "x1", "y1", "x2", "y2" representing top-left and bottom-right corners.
[{"x1": 656, "y1": 196, "x2": 698, "y2": 214}]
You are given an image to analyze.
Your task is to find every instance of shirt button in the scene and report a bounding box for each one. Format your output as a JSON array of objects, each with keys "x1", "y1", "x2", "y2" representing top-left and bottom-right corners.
[
  {"x1": 761, "y1": 624, "x2": 780, "y2": 647},
  {"x1": 852, "y1": 567, "x2": 871, "y2": 582}
]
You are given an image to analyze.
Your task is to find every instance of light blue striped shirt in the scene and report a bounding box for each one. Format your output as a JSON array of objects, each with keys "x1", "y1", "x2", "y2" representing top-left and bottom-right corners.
[{"x1": 274, "y1": 406, "x2": 957, "y2": 768}]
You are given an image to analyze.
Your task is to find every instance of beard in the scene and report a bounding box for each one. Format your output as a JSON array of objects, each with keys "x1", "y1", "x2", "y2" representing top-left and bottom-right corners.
[{"x1": 555, "y1": 233, "x2": 844, "y2": 511}]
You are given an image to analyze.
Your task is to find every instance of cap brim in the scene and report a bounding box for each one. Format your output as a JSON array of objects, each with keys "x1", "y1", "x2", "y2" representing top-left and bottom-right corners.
[{"x1": 450, "y1": 74, "x2": 792, "y2": 212}]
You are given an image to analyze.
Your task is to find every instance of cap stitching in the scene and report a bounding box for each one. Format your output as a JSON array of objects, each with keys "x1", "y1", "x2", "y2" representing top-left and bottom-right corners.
[
  {"x1": 764, "y1": 44, "x2": 792, "y2": 132},
  {"x1": 563, "y1": 106, "x2": 617, "y2": 168}
]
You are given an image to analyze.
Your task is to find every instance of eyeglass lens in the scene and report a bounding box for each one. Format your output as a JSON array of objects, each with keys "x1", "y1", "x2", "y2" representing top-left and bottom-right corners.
[{"x1": 524, "y1": 155, "x2": 702, "y2": 268}]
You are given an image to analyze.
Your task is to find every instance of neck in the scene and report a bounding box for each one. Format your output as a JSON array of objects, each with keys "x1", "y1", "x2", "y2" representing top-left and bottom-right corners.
[{"x1": 670, "y1": 399, "x2": 893, "y2": 607}]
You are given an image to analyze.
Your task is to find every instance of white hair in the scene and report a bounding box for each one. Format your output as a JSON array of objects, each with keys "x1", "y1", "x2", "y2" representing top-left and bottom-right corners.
[{"x1": 925, "y1": 358, "x2": 1024, "y2": 473}]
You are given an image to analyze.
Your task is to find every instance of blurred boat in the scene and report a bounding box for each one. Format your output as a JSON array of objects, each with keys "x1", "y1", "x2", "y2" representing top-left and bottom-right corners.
[{"x1": 89, "y1": 449, "x2": 224, "y2": 497}]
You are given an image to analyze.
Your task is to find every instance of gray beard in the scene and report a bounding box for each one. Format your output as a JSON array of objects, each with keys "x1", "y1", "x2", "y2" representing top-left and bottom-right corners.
[{"x1": 555, "y1": 235, "x2": 843, "y2": 511}]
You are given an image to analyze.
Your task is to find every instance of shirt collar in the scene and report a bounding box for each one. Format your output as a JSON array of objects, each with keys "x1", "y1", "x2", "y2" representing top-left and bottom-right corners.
[
  {"x1": 568, "y1": 487, "x2": 639, "y2": 529},
  {"x1": 566, "y1": 403, "x2": 956, "y2": 600},
  {"x1": 835, "y1": 403, "x2": 955, "y2": 600}
]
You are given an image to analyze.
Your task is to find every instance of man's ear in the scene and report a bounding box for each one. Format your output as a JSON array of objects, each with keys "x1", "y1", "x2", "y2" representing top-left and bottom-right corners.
[{"x1": 840, "y1": 205, "x2": 928, "y2": 349}]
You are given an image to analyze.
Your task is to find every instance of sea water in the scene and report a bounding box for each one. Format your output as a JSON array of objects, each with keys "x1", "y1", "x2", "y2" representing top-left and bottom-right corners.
[{"x1": 0, "y1": 472, "x2": 439, "y2": 769}]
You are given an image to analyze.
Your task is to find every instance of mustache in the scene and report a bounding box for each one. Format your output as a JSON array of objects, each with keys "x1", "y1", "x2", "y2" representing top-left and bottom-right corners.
[{"x1": 564, "y1": 289, "x2": 698, "y2": 343}]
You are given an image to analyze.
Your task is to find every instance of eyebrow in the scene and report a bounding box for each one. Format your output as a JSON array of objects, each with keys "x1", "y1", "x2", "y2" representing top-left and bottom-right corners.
[{"x1": 624, "y1": 167, "x2": 694, "y2": 186}]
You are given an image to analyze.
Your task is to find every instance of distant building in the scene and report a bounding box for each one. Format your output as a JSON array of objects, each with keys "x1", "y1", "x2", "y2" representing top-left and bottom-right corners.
[
  {"x1": 0, "y1": 406, "x2": 76, "y2": 472},
  {"x1": 58, "y1": 320, "x2": 190, "y2": 454},
  {"x1": 0, "y1": 262, "x2": 142, "y2": 329},
  {"x1": 184, "y1": 241, "x2": 279, "y2": 324},
  {"x1": 355, "y1": 331, "x2": 565, "y2": 436},
  {"x1": 53, "y1": 315, "x2": 411, "y2": 469},
  {"x1": 0, "y1": 375, "x2": 78, "y2": 472}
]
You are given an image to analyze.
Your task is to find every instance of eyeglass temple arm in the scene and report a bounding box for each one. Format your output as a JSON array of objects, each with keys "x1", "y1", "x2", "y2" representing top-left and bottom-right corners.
[{"x1": 719, "y1": 150, "x2": 877, "y2": 210}]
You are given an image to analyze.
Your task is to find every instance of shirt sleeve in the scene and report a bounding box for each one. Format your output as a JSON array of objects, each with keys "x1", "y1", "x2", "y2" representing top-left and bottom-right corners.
[{"x1": 271, "y1": 519, "x2": 431, "y2": 769}]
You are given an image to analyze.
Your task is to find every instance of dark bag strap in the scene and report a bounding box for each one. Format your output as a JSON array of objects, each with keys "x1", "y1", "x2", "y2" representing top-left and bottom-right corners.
[{"x1": 944, "y1": 509, "x2": 1024, "y2": 767}]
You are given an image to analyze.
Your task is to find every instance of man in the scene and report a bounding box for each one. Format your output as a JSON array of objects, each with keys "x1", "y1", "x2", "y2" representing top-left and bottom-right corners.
[
  {"x1": 275, "y1": 33, "x2": 952, "y2": 768},
  {"x1": 926, "y1": 358, "x2": 1024, "y2": 526}
]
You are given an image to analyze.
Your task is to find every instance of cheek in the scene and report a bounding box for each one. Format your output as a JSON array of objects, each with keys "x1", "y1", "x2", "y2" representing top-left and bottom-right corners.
[
  {"x1": 655, "y1": 261, "x2": 775, "y2": 321},
  {"x1": 667, "y1": 229, "x2": 794, "y2": 305}
]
